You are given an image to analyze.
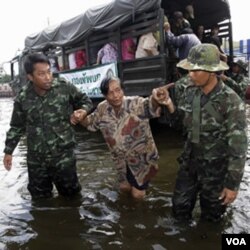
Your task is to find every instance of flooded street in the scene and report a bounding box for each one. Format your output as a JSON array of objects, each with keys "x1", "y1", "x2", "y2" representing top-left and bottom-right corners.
[{"x1": 0, "y1": 97, "x2": 250, "y2": 250}]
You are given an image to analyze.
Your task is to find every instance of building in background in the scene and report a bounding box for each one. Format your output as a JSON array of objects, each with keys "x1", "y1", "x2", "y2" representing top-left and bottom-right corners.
[{"x1": 0, "y1": 83, "x2": 13, "y2": 97}]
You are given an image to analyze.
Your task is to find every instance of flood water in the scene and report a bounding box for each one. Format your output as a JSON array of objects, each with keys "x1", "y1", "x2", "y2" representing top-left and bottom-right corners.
[{"x1": 0, "y1": 97, "x2": 249, "y2": 250}]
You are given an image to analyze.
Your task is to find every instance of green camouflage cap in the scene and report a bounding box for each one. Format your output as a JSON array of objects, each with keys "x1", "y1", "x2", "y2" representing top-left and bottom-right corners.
[
  {"x1": 177, "y1": 43, "x2": 229, "y2": 72},
  {"x1": 233, "y1": 59, "x2": 248, "y2": 72}
]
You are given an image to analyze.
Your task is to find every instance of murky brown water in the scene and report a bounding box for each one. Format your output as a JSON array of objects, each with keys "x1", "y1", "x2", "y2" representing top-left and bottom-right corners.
[{"x1": 0, "y1": 98, "x2": 249, "y2": 250}]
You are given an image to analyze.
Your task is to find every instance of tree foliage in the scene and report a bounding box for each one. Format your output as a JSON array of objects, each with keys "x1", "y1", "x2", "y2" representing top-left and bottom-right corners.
[{"x1": 0, "y1": 74, "x2": 11, "y2": 83}]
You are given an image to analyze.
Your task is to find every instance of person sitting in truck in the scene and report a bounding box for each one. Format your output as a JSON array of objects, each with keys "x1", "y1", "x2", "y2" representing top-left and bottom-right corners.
[
  {"x1": 165, "y1": 23, "x2": 201, "y2": 60},
  {"x1": 121, "y1": 37, "x2": 136, "y2": 61},
  {"x1": 48, "y1": 55, "x2": 59, "y2": 73},
  {"x1": 184, "y1": 4, "x2": 197, "y2": 30},
  {"x1": 170, "y1": 11, "x2": 191, "y2": 36},
  {"x1": 135, "y1": 32, "x2": 159, "y2": 58},
  {"x1": 68, "y1": 52, "x2": 77, "y2": 69},
  {"x1": 205, "y1": 24, "x2": 227, "y2": 62},
  {"x1": 195, "y1": 25, "x2": 206, "y2": 43},
  {"x1": 96, "y1": 42, "x2": 118, "y2": 65},
  {"x1": 204, "y1": 24, "x2": 228, "y2": 62},
  {"x1": 75, "y1": 49, "x2": 87, "y2": 68},
  {"x1": 153, "y1": 15, "x2": 169, "y2": 45}
]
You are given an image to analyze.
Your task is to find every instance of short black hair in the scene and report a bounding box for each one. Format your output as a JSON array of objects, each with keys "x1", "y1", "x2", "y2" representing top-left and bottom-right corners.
[
  {"x1": 24, "y1": 53, "x2": 50, "y2": 75},
  {"x1": 100, "y1": 76, "x2": 124, "y2": 96}
]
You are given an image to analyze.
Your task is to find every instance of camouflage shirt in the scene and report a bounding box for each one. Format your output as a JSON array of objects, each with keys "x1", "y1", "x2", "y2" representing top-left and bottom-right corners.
[
  {"x1": 224, "y1": 73, "x2": 249, "y2": 101},
  {"x1": 4, "y1": 78, "x2": 93, "y2": 155},
  {"x1": 173, "y1": 77, "x2": 248, "y2": 190}
]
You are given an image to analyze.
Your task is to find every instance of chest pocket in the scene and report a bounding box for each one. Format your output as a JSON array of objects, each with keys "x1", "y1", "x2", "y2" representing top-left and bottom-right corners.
[
  {"x1": 203, "y1": 101, "x2": 224, "y2": 124},
  {"x1": 22, "y1": 99, "x2": 42, "y2": 124}
]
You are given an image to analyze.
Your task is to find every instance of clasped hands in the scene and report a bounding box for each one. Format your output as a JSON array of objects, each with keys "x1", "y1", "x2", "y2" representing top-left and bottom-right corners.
[{"x1": 70, "y1": 109, "x2": 87, "y2": 125}]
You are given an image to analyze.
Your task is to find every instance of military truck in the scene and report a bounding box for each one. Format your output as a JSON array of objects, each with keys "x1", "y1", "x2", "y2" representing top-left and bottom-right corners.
[{"x1": 9, "y1": 0, "x2": 233, "y2": 119}]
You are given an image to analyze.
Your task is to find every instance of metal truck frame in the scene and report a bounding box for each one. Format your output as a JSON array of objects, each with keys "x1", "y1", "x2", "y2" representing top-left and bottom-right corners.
[{"x1": 9, "y1": 0, "x2": 233, "y2": 119}]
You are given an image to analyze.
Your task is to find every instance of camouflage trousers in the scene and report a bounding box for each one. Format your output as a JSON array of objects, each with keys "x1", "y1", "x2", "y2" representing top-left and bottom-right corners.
[
  {"x1": 27, "y1": 149, "x2": 81, "y2": 199},
  {"x1": 172, "y1": 157, "x2": 227, "y2": 222}
]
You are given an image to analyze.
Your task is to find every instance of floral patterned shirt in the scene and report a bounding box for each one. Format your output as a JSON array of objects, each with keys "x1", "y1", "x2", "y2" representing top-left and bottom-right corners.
[{"x1": 86, "y1": 96, "x2": 160, "y2": 185}]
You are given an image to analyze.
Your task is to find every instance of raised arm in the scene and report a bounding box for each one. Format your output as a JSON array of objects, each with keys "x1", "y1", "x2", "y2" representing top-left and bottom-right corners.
[{"x1": 152, "y1": 83, "x2": 175, "y2": 113}]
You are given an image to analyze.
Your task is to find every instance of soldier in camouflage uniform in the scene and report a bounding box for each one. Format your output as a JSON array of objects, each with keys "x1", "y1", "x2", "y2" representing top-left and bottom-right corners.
[
  {"x1": 154, "y1": 44, "x2": 248, "y2": 222},
  {"x1": 3, "y1": 53, "x2": 93, "y2": 199},
  {"x1": 231, "y1": 59, "x2": 248, "y2": 80},
  {"x1": 218, "y1": 59, "x2": 249, "y2": 101}
]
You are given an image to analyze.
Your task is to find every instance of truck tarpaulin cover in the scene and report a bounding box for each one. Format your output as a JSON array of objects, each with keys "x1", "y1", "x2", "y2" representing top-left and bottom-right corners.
[
  {"x1": 24, "y1": 0, "x2": 161, "y2": 51},
  {"x1": 24, "y1": 0, "x2": 230, "y2": 51}
]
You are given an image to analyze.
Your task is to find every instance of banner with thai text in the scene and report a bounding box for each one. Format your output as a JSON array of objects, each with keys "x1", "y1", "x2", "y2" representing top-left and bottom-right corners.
[{"x1": 59, "y1": 63, "x2": 117, "y2": 97}]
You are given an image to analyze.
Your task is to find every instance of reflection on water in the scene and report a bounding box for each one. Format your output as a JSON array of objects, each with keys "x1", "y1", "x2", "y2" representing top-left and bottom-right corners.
[{"x1": 0, "y1": 98, "x2": 249, "y2": 250}]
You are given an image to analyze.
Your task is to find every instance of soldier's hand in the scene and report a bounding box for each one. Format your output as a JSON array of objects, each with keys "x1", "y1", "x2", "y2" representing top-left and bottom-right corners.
[
  {"x1": 152, "y1": 83, "x2": 175, "y2": 105},
  {"x1": 219, "y1": 188, "x2": 238, "y2": 205},
  {"x1": 3, "y1": 154, "x2": 12, "y2": 171},
  {"x1": 70, "y1": 109, "x2": 87, "y2": 125}
]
